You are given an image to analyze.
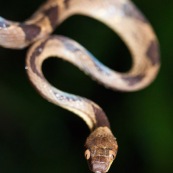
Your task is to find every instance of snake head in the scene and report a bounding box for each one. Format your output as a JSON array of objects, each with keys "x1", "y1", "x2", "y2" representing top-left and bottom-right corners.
[{"x1": 84, "y1": 127, "x2": 118, "y2": 173}]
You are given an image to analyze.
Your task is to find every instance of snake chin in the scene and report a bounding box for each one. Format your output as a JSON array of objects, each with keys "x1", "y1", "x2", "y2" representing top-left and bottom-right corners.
[
  {"x1": 85, "y1": 150, "x2": 115, "y2": 173},
  {"x1": 90, "y1": 160, "x2": 110, "y2": 173}
]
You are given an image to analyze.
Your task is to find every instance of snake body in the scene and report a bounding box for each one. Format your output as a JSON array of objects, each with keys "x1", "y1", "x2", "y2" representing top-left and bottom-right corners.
[{"x1": 0, "y1": 0, "x2": 160, "y2": 172}]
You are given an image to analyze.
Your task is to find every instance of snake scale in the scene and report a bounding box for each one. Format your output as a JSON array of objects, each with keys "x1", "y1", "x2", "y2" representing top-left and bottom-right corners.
[{"x1": 0, "y1": 0, "x2": 160, "y2": 172}]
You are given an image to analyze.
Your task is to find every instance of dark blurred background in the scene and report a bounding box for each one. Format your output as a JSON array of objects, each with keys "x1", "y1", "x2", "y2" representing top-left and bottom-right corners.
[{"x1": 0, "y1": 0, "x2": 172, "y2": 173}]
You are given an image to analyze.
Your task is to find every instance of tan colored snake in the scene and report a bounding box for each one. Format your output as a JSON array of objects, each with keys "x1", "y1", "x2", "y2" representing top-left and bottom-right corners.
[{"x1": 0, "y1": 0, "x2": 160, "y2": 172}]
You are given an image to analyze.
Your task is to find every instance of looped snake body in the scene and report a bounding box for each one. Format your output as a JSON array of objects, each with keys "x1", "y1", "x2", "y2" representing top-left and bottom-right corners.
[{"x1": 0, "y1": 0, "x2": 160, "y2": 172}]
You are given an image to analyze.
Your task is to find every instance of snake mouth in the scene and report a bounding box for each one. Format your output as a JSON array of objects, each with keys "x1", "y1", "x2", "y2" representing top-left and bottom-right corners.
[{"x1": 91, "y1": 161, "x2": 109, "y2": 173}]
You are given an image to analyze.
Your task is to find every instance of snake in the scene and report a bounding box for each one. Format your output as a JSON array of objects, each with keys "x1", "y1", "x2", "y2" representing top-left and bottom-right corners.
[{"x1": 0, "y1": 0, "x2": 160, "y2": 172}]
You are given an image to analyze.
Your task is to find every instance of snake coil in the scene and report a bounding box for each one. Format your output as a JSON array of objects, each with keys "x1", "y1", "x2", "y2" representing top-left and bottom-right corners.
[{"x1": 0, "y1": 0, "x2": 160, "y2": 172}]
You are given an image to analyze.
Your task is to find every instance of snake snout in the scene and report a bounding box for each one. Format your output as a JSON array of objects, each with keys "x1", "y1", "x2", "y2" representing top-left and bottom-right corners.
[{"x1": 91, "y1": 161, "x2": 108, "y2": 173}]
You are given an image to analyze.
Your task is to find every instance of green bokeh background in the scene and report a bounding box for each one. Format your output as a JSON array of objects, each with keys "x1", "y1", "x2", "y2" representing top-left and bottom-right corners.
[{"x1": 0, "y1": 0, "x2": 172, "y2": 173}]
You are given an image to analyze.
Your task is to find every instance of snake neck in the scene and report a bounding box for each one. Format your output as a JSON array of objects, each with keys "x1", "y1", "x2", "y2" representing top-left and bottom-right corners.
[{"x1": 91, "y1": 105, "x2": 110, "y2": 130}]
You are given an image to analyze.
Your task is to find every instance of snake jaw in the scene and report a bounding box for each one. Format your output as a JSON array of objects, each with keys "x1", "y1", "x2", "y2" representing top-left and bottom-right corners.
[
  {"x1": 90, "y1": 160, "x2": 110, "y2": 173},
  {"x1": 87, "y1": 152, "x2": 115, "y2": 173}
]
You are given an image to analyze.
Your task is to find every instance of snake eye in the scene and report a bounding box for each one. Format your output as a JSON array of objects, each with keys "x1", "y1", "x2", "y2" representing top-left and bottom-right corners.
[
  {"x1": 109, "y1": 150, "x2": 116, "y2": 160},
  {"x1": 84, "y1": 149, "x2": 91, "y2": 160}
]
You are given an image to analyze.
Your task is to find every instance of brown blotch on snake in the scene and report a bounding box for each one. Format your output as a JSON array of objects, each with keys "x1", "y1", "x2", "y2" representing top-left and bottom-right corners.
[
  {"x1": 122, "y1": 74, "x2": 145, "y2": 86},
  {"x1": 64, "y1": 0, "x2": 71, "y2": 8},
  {"x1": 122, "y1": 3, "x2": 148, "y2": 23},
  {"x1": 92, "y1": 105, "x2": 110, "y2": 128},
  {"x1": 20, "y1": 24, "x2": 41, "y2": 41},
  {"x1": 43, "y1": 6, "x2": 59, "y2": 28},
  {"x1": 146, "y1": 40, "x2": 160, "y2": 65},
  {"x1": 29, "y1": 40, "x2": 48, "y2": 78}
]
